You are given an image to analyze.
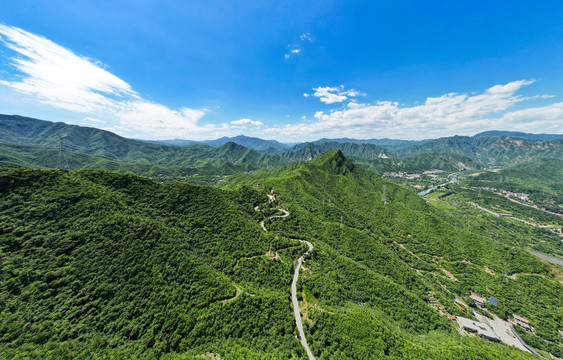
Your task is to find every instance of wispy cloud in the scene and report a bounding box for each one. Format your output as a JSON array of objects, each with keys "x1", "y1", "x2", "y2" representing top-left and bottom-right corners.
[
  {"x1": 230, "y1": 118, "x2": 263, "y2": 128},
  {"x1": 285, "y1": 48, "x2": 302, "y2": 59},
  {"x1": 284, "y1": 32, "x2": 313, "y2": 60},
  {"x1": 305, "y1": 85, "x2": 365, "y2": 104},
  {"x1": 299, "y1": 33, "x2": 313, "y2": 42},
  {"x1": 267, "y1": 80, "x2": 562, "y2": 140},
  {"x1": 0, "y1": 25, "x2": 221, "y2": 139}
]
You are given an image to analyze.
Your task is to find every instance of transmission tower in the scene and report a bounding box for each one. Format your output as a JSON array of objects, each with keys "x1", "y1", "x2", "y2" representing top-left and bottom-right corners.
[
  {"x1": 382, "y1": 184, "x2": 387, "y2": 204},
  {"x1": 56, "y1": 134, "x2": 69, "y2": 170}
]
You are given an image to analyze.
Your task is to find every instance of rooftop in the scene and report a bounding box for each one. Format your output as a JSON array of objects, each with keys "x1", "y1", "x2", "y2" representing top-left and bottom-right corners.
[
  {"x1": 470, "y1": 294, "x2": 487, "y2": 303},
  {"x1": 513, "y1": 314, "x2": 530, "y2": 324}
]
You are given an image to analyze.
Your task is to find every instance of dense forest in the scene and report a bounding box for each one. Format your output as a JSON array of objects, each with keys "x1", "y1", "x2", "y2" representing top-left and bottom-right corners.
[{"x1": 1, "y1": 118, "x2": 562, "y2": 358}]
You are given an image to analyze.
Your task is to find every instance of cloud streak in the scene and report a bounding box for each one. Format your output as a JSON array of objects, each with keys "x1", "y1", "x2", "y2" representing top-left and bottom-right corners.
[{"x1": 0, "y1": 24, "x2": 219, "y2": 139}]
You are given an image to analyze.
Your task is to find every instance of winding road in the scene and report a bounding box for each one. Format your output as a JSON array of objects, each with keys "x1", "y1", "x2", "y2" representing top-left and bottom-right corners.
[
  {"x1": 291, "y1": 239, "x2": 315, "y2": 360},
  {"x1": 257, "y1": 192, "x2": 316, "y2": 360}
]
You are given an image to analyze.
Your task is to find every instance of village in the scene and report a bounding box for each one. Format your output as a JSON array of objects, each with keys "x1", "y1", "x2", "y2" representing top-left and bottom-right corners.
[
  {"x1": 447, "y1": 292, "x2": 548, "y2": 358},
  {"x1": 382, "y1": 169, "x2": 445, "y2": 180}
]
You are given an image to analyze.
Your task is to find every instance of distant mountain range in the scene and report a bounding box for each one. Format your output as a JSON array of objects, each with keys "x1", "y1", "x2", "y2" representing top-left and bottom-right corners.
[
  {"x1": 1, "y1": 114, "x2": 561, "y2": 176},
  {"x1": 473, "y1": 130, "x2": 563, "y2": 141},
  {"x1": 149, "y1": 135, "x2": 291, "y2": 153},
  {"x1": 147, "y1": 131, "x2": 563, "y2": 152}
]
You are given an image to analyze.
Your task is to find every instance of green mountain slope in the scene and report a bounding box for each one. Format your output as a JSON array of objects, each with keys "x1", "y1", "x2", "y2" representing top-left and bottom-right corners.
[
  {"x1": 223, "y1": 150, "x2": 562, "y2": 358},
  {"x1": 358, "y1": 152, "x2": 480, "y2": 173},
  {"x1": 0, "y1": 168, "x2": 304, "y2": 358},
  {"x1": 396, "y1": 135, "x2": 563, "y2": 166},
  {"x1": 284, "y1": 142, "x2": 391, "y2": 162},
  {"x1": 474, "y1": 130, "x2": 563, "y2": 141},
  {"x1": 0, "y1": 115, "x2": 287, "y2": 179},
  {"x1": 465, "y1": 158, "x2": 563, "y2": 214},
  {"x1": 2, "y1": 152, "x2": 559, "y2": 358}
]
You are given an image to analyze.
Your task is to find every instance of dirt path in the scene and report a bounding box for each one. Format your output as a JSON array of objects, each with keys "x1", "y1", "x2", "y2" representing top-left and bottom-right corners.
[{"x1": 222, "y1": 285, "x2": 242, "y2": 305}]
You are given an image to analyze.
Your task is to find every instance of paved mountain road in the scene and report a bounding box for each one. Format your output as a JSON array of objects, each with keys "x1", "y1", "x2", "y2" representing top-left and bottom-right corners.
[{"x1": 257, "y1": 194, "x2": 316, "y2": 360}]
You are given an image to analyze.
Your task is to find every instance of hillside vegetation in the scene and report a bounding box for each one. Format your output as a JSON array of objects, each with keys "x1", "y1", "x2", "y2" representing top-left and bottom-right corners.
[
  {"x1": 394, "y1": 135, "x2": 563, "y2": 166},
  {"x1": 2, "y1": 115, "x2": 562, "y2": 183},
  {"x1": 224, "y1": 151, "x2": 562, "y2": 358},
  {"x1": 2, "y1": 151, "x2": 561, "y2": 358}
]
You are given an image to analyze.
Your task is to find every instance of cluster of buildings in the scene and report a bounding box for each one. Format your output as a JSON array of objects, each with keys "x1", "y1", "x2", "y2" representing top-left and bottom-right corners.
[
  {"x1": 382, "y1": 171, "x2": 421, "y2": 179},
  {"x1": 470, "y1": 293, "x2": 500, "y2": 308},
  {"x1": 469, "y1": 293, "x2": 533, "y2": 332},
  {"x1": 423, "y1": 169, "x2": 444, "y2": 175},
  {"x1": 503, "y1": 191, "x2": 529, "y2": 201}
]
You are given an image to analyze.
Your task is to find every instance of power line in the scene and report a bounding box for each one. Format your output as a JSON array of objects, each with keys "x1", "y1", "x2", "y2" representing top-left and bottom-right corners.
[{"x1": 56, "y1": 134, "x2": 69, "y2": 170}]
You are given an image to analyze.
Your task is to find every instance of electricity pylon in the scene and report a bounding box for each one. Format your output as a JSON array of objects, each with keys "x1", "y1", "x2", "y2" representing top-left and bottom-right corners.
[{"x1": 56, "y1": 134, "x2": 69, "y2": 170}]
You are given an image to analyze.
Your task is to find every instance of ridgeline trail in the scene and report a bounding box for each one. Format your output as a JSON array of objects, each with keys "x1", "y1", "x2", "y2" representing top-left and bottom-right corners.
[{"x1": 257, "y1": 191, "x2": 316, "y2": 360}]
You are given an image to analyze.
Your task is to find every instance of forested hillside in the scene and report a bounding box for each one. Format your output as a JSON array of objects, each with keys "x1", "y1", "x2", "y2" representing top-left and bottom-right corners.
[
  {"x1": 2, "y1": 115, "x2": 561, "y2": 184},
  {"x1": 465, "y1": 158, "x2": 563, "y2": 214},
  {"x1": 283, "y1": 142, "x2": 391, "y2": 161},
  {"x1": 357, "y1": 152, "x2": 479, "y2": 173},
  {"x1": 0, "y1": 168, "x2": 303, "y2": 358},
  {"x1": 394, "y1": 135, "x2": 563, "y2": 166},
  {"x1": 0, "y1": 115, "x2": 285, "y2": 171},
  {"x1": 224, "y1": 151, "x2": 562, "y2": 358},
  {"x1": 2, "y1": 152, "x2": 560, "y2": 358}
]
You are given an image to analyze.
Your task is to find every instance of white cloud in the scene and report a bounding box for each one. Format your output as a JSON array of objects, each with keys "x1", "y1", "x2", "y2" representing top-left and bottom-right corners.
[
  {"x1": 0, "y1": 24, "x2": 220, "y2": 140},
  {"x1": 285, "y1": 48, "x2": 302, "y2": 59},
  {"x1": 307, "y1": 85, "x2": 365, "y2": 104},
  {"x1": 266, "y1": 80, "x2": 562, "y2": 140},
  {"x1": 285, "y1": 33, "x2": 313, "y2": 59},
  {"x1": 499, "y1": 102, "x2": 563, "y2": 131},
  {"x1": 82, "y1": 117, "x2": 103, "y2": 123},
  {"x1": 299, "y1": 33, "x2": 313, "y2": 42},
  {"x1": 230, "y1": 118, "x2": 263, "y2": 127},
  {"x1": 0, "y1": 24, "x2": 135, "y2": 113}
]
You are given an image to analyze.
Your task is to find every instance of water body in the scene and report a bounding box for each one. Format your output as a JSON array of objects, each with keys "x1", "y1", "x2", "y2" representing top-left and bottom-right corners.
[
  {"x1": 526, "y1": 249, "x2": 563, "y2": 267},
  {"x1": 418, "y1": 174, "x2": 458, "y2": 196}
]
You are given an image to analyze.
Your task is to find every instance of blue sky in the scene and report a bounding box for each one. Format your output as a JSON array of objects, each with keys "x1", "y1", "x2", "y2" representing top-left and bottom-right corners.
[{"x1": 0, "y1": 0, "x2": 562, "y2": 141}]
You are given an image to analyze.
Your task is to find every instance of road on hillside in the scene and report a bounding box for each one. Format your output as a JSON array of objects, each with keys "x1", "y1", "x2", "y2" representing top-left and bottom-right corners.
[
  {"x1": 257, "y1": 194, "x2": 316, "y2": 360},
  {"x1": 291, "y1": 239, "x2": 315, "y2": 360}
]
